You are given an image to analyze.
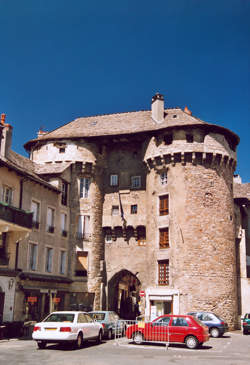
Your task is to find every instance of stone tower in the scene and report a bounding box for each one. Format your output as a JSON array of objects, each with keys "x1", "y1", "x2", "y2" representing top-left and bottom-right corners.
[{"x1": 144, "y1": 95, "x2": 238, "y2": 327}]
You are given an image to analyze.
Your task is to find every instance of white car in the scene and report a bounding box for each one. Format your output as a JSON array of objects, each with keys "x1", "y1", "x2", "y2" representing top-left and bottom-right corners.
[{"x1": 32, "y1": 311, "x2": 103, "y2": 349}]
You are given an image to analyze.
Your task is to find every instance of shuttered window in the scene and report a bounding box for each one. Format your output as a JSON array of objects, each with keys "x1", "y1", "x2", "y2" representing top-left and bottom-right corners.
[
  {"x1": 75, "y1": 252, "x2": 88, "y2": 277},
  {"x1": 159, "y1": 227, "x2": 169, "y2": 248},
  {"x1": 159, "y1": 195, "x2": 169, "y2": 216},
  {"x1": 158, "y1": 260, "x2": 169, "y2": 285}
]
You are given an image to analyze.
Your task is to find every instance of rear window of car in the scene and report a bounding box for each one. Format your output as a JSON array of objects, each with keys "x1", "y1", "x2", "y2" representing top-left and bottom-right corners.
[
  {"x1": 44, "y1": 313, "x2": 75, "y2": 322},
  {"x1": 89, "y1": 313, "x2": 105, "y2": 321},
  {"x1": 191, "y1": 316, "x2": 208, "y2": 328}
]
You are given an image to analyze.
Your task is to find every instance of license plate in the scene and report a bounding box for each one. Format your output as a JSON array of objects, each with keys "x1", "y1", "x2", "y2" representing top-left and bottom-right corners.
[{"x1": 45, "y1": 328, "x2": 57, "y2": 331}]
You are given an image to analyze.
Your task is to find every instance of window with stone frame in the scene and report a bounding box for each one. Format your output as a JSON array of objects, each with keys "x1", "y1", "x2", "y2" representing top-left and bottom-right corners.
[
  {"x1": 46, "y1": 207, "x2": 55, "y2": 233},
  {"x1": 110, "y1": 174, "x2": 118, "y2": 186},
  {"x1": 131, "y1": 176, "x2": 141, "y2": 189},
  {"x1": 45, "y1": 247, "x2": 53, "y2": 273},
  {"x1": 59, "y1": 250, "x2": 67, "y2": 275},
  {"x1": 0, "y1": 233, "x2": 8, "y2": 263},
  {"x1": 112, "y1": 205, "x2": 119, "y2": 216},
  {"x1": 31, "y1": 200, "x2": 40, "y2": 229},
  {"x1": 159, "y1": 195, "x2": 169, "y2": 216},
  {"x1": 61, "y1": 181, "x2": 68, "y2": 205},
  {"x1": 158, "y1": 260, "x2": 169, "y2": 285},
  {"x1": 131, "y1": 204, "x2": 138, "y2": 214},
  {"x1": 160, "y1": 172, "x2": 168, "y2": 185},
  {"x1": 29, "y1": 242, "x2": 38, "y2": 271},
  {"x1": 79, "y1": 177, "x2": 90, "y2": 198},
  {"x1": 137, "y1": 226, "x2": 146, "y2": 246},
  {"x1": 159, "y1": 227, "x2": 169, "y2": 249},
  {"x1": 2, "y1": 185, "x2": 13, "y2": 205},
  {"x1": 61, "y1": 213, "x2": 67, "y2": 237},
  {"x1": 77, "y1": 215, "x2": 90, "y2": 239}
]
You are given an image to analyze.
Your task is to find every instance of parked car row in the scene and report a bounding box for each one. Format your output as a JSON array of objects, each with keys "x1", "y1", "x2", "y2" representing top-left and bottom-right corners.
[{"x1": 31, "y1": 310, "x2": 249, "y2": 350}]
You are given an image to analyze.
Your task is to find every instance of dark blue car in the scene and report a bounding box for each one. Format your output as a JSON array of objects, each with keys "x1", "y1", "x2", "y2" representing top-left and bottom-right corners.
[{"x1": 187, "y1": 311, "x2": 228, "y2": 338}]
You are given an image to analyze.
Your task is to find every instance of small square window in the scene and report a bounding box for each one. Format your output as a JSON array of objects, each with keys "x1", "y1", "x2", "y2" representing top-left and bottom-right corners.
[
  {"x1": 160, "y1": 172, "x2": 167, "y2": 185},
  {"x1": 131, "y1": 205, "x2": 137, "y2": 214},
  {"x1": 131, "y1": 176, "x2": 141, "y2": 189},
  {"x1": 59, "y1": 148, "x2": 65, "y2": 153},
  {"x1": 112, "y1": 206, "x2": 119, "y2": 216},
  {"x1": 164, "y1": 134, "x2": 173, "y2": 145},
  {"x1": 110, "y1": 174, "x2": 118, "y2": 186}
]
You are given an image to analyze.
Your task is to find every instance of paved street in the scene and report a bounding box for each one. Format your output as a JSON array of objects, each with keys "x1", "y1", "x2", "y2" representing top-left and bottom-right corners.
[{"x1": 0, "y1": 332, "x2": 249, "y2": 365}]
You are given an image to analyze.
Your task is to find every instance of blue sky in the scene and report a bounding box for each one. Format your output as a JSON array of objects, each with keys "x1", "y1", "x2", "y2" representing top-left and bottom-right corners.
[{"x1": 0, "y1": 0, "x2": 249, "y2": 182}]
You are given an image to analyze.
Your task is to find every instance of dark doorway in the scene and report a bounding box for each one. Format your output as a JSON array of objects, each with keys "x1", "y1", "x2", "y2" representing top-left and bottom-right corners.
[{"x1": 108, "y1": 269, "x2": 141, "y2": 320}]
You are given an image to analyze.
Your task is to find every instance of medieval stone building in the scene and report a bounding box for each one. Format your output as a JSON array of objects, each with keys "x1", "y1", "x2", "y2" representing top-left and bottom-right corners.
[{"x1": 1, "y1": 94, "x2": 249, "y2": 329}]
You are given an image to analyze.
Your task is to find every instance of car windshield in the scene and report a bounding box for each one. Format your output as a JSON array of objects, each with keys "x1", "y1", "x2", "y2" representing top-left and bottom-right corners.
[
  {"x1": 89, "y1": 313, "x2": 105, "y2": 321},
  {"x1": 43, "y1": 313, "x2": 75, "y2": 323}
]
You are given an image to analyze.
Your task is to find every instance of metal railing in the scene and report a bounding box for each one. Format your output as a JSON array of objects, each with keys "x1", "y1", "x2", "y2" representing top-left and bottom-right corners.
[{"x1": 114, "y1": 319, "x2": 170, "y2": 348}]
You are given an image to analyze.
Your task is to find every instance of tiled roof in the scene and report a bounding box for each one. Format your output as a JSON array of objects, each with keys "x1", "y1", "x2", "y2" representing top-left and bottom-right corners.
[
  {"x1": 1, "y1": 150, "x2": 60, "y2": 192},
  {"x1": 34, "y1": 161, "x2": 72, "y2": 174},
  {"x1": 24, "y1": 108, "x2": 239, "y2": 150}
]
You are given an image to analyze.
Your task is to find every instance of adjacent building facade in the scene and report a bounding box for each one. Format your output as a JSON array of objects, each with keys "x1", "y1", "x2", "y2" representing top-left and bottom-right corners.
[{"x1": 1, "y1": 94, "x2": 249, "y2": 328}]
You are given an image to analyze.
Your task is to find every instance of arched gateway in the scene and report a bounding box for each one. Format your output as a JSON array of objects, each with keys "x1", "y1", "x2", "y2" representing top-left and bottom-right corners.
[{"x1": 108, "y1": 270, "x2": 141, "y2": 320}]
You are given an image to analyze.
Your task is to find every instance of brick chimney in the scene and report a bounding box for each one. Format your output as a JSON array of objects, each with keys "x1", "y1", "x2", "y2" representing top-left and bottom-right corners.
[
  {"x1": 0, "y1": 113, "x2": 13, "y2": 158},
  {"x1": 151, "y1": 93, "x2": 164, "y2": 123}
]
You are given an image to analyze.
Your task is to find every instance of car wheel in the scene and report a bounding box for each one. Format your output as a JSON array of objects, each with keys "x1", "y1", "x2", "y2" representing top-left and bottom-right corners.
[
  {"x1": 133, "y1": 332, "x2": 143, "y2": 345},
  {"x1": 185, "y1": 336, "x2": 198, "y2": 349},
  {"x1": 37, "y1": 341, "x2": 46, "y2": 349},
  {"x1": 96, "y1": 330, "x2": 102, "y2": 344},
  {"x1": 75, "y1": 333, "x2": 83, "y2": 349},
  {"x1": 107, "y1": 329, "x2": 112, "y2": 340},
  {"x1": 210, "y1": 327, "x2": 220, "y2": 338}
]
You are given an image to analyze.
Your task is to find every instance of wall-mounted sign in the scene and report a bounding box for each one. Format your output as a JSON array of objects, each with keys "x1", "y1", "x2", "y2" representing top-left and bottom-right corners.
[
  {"x1": 53, "y1": 297, "x2": 61, "y2": 303},
  {"x1": 27, "y1": 296, "x2": 37, "y2": 303},
  {"x1": 139, "y1": 290, "x2": 145, "y2": 297}
]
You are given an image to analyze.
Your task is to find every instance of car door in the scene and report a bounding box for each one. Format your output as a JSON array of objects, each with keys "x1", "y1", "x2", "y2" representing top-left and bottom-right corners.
[
  {"x1": 170, "y1": 316, "x2": 190, "y2": 343},
  {"x1": 84, "y1": 313, "x2": 99, "y2": 338},
  {"x1": 151, "y1": 316, "x2": 170, "y2": 342}
]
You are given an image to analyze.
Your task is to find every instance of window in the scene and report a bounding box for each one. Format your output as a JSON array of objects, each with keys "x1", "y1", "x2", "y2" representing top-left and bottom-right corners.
[
  {"x1": 110, "y1": 174, "x2": 118, "y2": 186},
  {"x1": 0, "y1": 233, "x2": 7, "y2": 261},
  {"x1": 137, "y1": 226, "x2": 146, "y2": 246},
  {"x1": 159, "y1": 195, "x2": 169, "y2": 216},
  {"x1": 131, "y1": 176, "x2": 141, "y2": 189},
  {"x1": 61, "y1": 181, "x2": 68, "y2": 205},
  {"x1": 172, "y1": 317, "x2": 189, "y2": 327},
  {"x1": 112, "y1": 205, "x2": 119, "y2": 216},
  {"x1": 59, "y1": 251, "x2": 66, "y2": 274},
  {"x1": 47, "y1": 207, "x2": 55, "y2": 233},
  {"x1": 59, "y1": 147, "x2": 65, "y2": 153},
  {"x1": 31, "y1": 201, "x2": 40, "y2": 229},
  {"x1": 160, "y1": 172, "x2": 168, "y2": 185},
  {"x1": 80, "y1": 177, "x2": 90, "y2": 198},
  {"x1": 29, "y1": 243, "x2": 38, "y2": 271},
  {"x1": 158, "y1": 260, "x2": 169, "y2": 285},
  {"x1": 159, "y1": 227, "x2": 169, "y2": 249},
  {"x1": 2, "y1": 186, "x2": 13, "y2": 205},
  {"x1": 105, "y1": 233, "x2": 112, "y2": 243},
  {"x1": 186, "y1": 134, "x2": 193, "y2": 143},
  {"x1": 61, "y1": 213, "x2": 67, "y2": 237},
  {"x1": 131, "y1": 205, "x2": 137, "y2": 214},
  {"x1": 45, "y1": 247, "x2": 53, "y2": 272},
  {"x1": 77, "y1": 215, "x2": 90, "y2": 239},
  {"x1": 75, "y1": 251, "x2": 88, "y2": 277}
]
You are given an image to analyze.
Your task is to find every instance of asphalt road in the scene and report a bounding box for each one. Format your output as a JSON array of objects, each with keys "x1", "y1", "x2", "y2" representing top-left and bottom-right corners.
[{"x1": 0, "y1": 331, "x2": 249, "y2": 365}]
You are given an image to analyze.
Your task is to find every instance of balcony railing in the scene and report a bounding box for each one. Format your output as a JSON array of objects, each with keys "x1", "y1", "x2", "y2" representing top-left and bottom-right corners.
[{"x1": 0, "y1": 202, "x2": 33, "y2": 230}]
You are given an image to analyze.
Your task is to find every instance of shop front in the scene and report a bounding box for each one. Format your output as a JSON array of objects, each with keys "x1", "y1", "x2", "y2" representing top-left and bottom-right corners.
[{"x1": 145, "y1": 287, "x2": 180, "y2": 321}]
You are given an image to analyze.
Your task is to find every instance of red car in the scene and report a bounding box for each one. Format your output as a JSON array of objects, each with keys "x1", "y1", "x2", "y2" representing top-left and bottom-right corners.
[{"x1": 126, "y1": 314, "x2": 209, "y2": 349}]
